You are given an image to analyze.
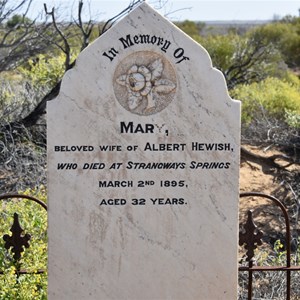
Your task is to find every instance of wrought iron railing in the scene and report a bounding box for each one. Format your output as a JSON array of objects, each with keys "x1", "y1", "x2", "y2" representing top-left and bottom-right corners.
[
  {"x1": 0, "y1": 194, "x2": 47, "y2": 276},
  {"x1": 239, "y1": 192, "x2": 300, "y2": 300}
]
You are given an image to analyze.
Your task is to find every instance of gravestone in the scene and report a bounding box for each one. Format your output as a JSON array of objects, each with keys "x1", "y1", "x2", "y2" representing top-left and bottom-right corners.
[{"x1": 47, "y1": 2, "x2": 241, "y2": 299}]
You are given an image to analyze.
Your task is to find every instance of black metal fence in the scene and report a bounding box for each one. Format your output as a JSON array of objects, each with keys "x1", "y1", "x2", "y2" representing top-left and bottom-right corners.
[
  {"x1": 239, "y1": 192, "x2": 300, "y2": 300},
  {"x1": 0, "y1": 192, "x2": 299, "y2": 299},
  {"x1": 0, "y1": 194, "x2": 47, "y2": 276}
]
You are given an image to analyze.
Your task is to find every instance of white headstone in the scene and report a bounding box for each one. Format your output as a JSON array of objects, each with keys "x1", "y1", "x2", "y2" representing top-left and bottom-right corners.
[{"x1": 47, "y1": 3, "x2": 241, "y2": 299}]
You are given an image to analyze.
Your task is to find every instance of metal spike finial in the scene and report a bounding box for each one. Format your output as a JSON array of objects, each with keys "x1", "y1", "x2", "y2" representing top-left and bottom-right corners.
[
  {"x1": 239, "y1": 210, "x2": 263, "y2": 262},
  {"x1": 3, "y1": 213, "x2": 31, "y2": 261}
]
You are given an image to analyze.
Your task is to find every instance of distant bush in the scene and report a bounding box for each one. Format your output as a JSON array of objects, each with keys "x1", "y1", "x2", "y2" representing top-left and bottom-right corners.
[
  {"x1": 18, "y1": 53, "x2": 67, "y2": 88},
  {"x1": 231, "y1": 75, "x2": 300, "y2": 125},
  {"x1": 6, "y1": 14, "x2": 32, "y2": 28},
  {"x1": 175, "y1": 20, "x2": 205, "y2": 38},
  {"x1": 0, "y1": 187, "x2": 47, "y2": 300},
  {"x1": 195, "y1": 33, "x2": 284, "y2": 89},
  {"x1": 248, "y1": 19, "x2": 300, "y2": 68}
]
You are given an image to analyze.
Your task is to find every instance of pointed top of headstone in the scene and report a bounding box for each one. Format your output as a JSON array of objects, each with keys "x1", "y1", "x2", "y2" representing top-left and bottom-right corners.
[{"x1": 56, "y1": 0, "x2": 236, "y2": 114}]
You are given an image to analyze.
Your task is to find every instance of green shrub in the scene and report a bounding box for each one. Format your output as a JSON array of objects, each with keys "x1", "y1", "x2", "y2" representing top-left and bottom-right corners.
[
  {"x1": 231, "y1": 76, "x2": 300, "y2": 125},
  {"x1": 195, "y1": 33, "x2": 284, "y2": 89},
  {"x1": 18, "y1": 53, "x2": 69, "y2": 88},
  {"x1": 285, "y1": 109, "x2": 300, "y2": 128},
  {"x1": 0, "y1": 187, "x2": 47, "y2": 300},
  {"x1": 6, "y1": 14, "x2": 32, "y2": 28},
  {"x1": 248, "y1": 20, "x2": 300, "y2": 67},
  {"x1": 175, "y1": 20, "x2": 205, "y2": 38},
  {"x1": 195, "y1": 33, "x2": 237, "y2": 73}
]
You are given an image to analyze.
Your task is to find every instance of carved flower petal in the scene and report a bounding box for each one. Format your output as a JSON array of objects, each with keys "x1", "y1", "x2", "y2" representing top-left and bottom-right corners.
[
  {"x1": 140, "y1": 82, "x2": 152, "y2": 96},
  {"x1": 144, "y1": 93, "x2": 157, "y2": 113},
  {"x1": 149, "y1": 59, "x2": 163, "y2": 80},
  {"x1": 153, "y1": 79, "x2": 176, "y2": 94},
  {"x1": 138, "y1": 65, "x2": 150, "y2": 76},
  {"x1": 116, "y1": 74, "x2": 127, "y2": 86},
  {"x1": 145, "y1": 72, "x2": 151, "y2": 81},
  {"x1": 128, "y1": 65, "x2": 138, "y2": 74},
  {"x1": 128, "y1": 93, "x2": 142, "y2": 110},
  {"x1": 127, "y1": 87, "x2": 141, "y2": 97}
]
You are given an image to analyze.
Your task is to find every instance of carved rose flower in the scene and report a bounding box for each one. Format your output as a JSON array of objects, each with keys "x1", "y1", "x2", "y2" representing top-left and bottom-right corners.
[{"x1": 116, "y1": 59, "x2": 176, "y2": 112}]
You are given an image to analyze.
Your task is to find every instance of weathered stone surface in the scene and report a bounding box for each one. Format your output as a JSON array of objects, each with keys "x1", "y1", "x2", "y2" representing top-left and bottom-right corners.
[{"x1": 48, "y1": 3, "x2": 240, "y2": 299}]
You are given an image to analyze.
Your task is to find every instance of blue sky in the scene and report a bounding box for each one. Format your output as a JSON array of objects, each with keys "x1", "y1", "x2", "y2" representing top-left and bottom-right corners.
[{"x1": 28, "y1": 0, "x2": 300, "y2": 21}]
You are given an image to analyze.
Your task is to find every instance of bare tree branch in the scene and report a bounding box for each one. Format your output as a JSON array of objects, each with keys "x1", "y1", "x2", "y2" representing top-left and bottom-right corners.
[
  {"x1": 101, "y1": 0, "x2": 143, "y2": 34},
  {"x1": 44, "y1": 4, "x2": 72, "y2": 71},
  {"x1": 0, "y1": 0, "x2": 54, "y2": 71},
  {"x1": 10, "y1": 0, "x2": 148, "y2": 129},
  {"x1": 74, "y1": 0, "x2": 94, "y2": 51},
  {"x1": 0, "y1": 0, "x2": 32, "y2": 23}
]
